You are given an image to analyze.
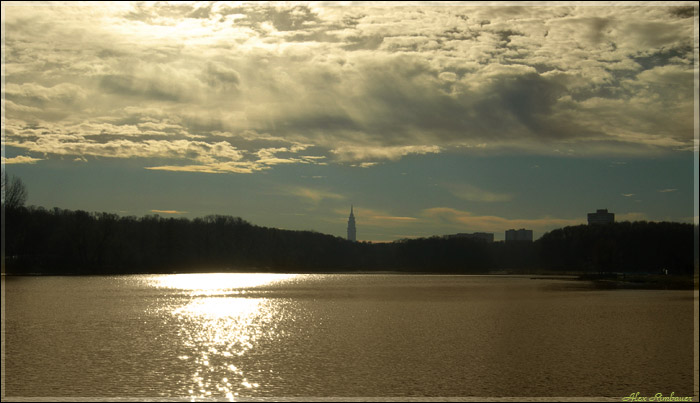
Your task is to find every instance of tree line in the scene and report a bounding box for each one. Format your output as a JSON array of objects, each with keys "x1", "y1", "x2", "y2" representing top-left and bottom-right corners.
[{"x1": 2, "y1": 176, "x2": 696, "y2": 275}]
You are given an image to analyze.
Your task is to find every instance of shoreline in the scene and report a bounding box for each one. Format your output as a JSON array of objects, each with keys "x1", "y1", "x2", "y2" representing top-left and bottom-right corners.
[{"x1": 2, "y1": 271, "x2": 697, "y2": 290}]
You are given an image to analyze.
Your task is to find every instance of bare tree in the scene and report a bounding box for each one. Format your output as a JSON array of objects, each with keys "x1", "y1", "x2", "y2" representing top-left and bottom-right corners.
[{"x1": 2, "y1": 172, "x2": 28, "y2": 209}]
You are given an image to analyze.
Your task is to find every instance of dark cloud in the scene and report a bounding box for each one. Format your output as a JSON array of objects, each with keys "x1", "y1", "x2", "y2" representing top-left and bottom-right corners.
[
  {"x1": 632, "y1": 45, "x2": 694, "y2": 70},
  {"x1": 125, "y1": 2, "x2": 213, "y2": 24},
  {"x1": 221, "y1": 5, "x2": 321, "y2": 32},
  {"x1": 622, "y1": 20, "x2": 690, "y2": 48},
  {"x1": 187, "y1": 4, "x2": 213, "y2": 19},
  {"x1": 494, "y1": 29, "x2": 524, "y2": 46},
  {"x1": 205, "y1": 62, "x2": 241, "y2": 89},
  {"x1": 254, "y1": 53, "x2": 597, "y2": 152},
  {"x1": 437, "y1": 27, "x2": 481, "y2": 41},
  {"x1": 287, "y1": 31, "x2": 342, "y2": 44},
  {"x1": 668, "y1": 6, "x2": 695, "y2": 19},
  {"x1": 342, "y1": 35, "x2": 385, "y2": 51},
  {"x1": 577, "y1": 17, "x2": 613, "y2": 45},
  {"x1": 483, "y1": 73, "x2": 568, "y2": 138},
  {"x1": 102, "y1": 74, "x2": 188, "y2": 103},
  {"x1": 99, "y1": 70, "x2": 201, "y2": 103}
]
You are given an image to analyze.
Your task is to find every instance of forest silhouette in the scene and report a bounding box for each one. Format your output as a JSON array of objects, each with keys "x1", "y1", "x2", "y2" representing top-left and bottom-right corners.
[
  {"x1": 2, "y1": 175, "x2": 696, "y2": 276},
  {"x1": 3, "y1": 204, "x2": 695, "y2": 276}
]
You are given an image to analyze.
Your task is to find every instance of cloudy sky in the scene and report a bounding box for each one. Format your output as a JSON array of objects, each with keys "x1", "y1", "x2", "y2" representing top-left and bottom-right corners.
[{"x1": 2, "y1": 1, "x2": 698, "y2": 241}]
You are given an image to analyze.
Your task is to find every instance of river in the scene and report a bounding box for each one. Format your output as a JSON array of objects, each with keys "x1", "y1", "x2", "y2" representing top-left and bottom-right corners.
[{"x1": 2, "y1": 274, "x2": 697, "y2": 399}]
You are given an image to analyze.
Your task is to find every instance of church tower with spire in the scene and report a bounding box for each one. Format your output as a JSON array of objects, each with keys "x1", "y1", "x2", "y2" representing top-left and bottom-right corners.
[{"x1": 347, "y1": 205, "x2": 356, "y2": 242}]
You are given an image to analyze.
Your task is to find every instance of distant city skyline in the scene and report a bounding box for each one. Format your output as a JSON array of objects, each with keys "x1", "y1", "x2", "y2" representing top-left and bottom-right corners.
[{"x1": 2, "y1": 2, "x2": 697, "y2": 242}]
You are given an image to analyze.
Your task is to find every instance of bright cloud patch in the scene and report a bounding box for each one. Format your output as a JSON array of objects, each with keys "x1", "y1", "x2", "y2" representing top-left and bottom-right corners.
[
  {"x1": 151, "y1": 209, "x2": 188, "y2": 215},
  {"x1": 2, "y1": 155, "x2": 43, "y2": 164}
]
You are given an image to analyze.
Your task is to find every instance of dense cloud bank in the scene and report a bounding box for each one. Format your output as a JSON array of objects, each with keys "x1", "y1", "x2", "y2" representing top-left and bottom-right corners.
[{"x1": 3, "y1": 3, "x2": 696, "y2": 171}]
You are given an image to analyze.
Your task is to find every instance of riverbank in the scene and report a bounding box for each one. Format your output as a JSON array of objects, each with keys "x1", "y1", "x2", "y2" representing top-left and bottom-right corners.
[{"x1": 4, "y1": 270, "x2": 697, "y2": 290}]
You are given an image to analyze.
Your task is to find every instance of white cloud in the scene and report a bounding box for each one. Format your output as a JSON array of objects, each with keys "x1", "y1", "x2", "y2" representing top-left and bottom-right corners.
[
  {"x1": 2, "y1": 155, "x2": 43, "y2": 164},
  {"x1": 331, "y1": 145, "x2": 441, "y2": 162},
  {"x1": 145, "y1": 162, "x2": 257, "y2": 174}
]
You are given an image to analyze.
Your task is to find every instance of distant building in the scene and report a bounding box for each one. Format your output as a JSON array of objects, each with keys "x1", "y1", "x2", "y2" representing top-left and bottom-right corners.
[
  {"x1": 588, "y1": 209, "x2": 615, "y2": 225},
  {"x1": 505, "y1": 228, "x2": 533, "y2": 242},
  {"x1": 446, "y1": 232, "x2": 494, "y2": 243},
  {"x1": 347, "y1": 205, "x2": 356, "y2": 242}
]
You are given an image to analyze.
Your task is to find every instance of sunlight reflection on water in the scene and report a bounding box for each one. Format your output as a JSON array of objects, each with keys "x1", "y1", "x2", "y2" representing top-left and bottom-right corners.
[
  {"x1": 149, "y1": 272, "x2": 298, "y2": 295},
  {"x1": 147, "y1": 273, "x2": 297, "y2": 400}
]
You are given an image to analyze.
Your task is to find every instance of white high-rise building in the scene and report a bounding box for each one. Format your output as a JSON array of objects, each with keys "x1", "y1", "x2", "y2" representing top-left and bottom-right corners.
[{"x1": 347, "y1": 205, "x2": 356, "y2": 242}]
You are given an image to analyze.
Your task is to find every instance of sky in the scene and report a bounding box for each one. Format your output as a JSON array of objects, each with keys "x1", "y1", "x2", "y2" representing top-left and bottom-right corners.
[{"x1": 1, "y1": 1, "x2": 698, "y2": 242}]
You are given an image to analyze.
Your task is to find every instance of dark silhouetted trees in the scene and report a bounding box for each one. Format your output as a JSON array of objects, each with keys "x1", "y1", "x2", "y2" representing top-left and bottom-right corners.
[
  {"x1": 538, "y1": 222, "x2": 695, "y2": 275},
  {"x1": 2, "y1": 173, "x2": 28, "y2": 210},
  {"x1": 3, "y1": 203, "x2": 695, "y2": 275},
  {"x1": 4, "y1": 206, "x2": 364, "y2": 274}
]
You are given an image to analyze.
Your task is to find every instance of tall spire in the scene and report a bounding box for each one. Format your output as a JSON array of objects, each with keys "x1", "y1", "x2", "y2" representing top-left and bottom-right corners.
[{"x1": 347, "y1": 205, "x2": 356, "y2": 242}]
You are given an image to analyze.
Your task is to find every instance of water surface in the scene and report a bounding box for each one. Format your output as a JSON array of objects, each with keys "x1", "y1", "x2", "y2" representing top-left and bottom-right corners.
[{"x1": 2, "y1": 274, "x2": 696, "y2": 399}]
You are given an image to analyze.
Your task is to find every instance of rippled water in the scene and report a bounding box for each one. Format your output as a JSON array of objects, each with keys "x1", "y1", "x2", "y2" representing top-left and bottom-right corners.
[{"x1": 2, "y1": 274, "x2": 697, "y2": 399}]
